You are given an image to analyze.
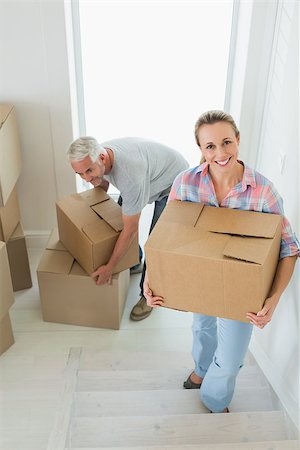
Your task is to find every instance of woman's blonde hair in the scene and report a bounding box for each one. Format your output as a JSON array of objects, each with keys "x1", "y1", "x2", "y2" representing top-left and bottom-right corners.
[{"x1": 194, "y1": 110, "x2": 240, "y2": 164}]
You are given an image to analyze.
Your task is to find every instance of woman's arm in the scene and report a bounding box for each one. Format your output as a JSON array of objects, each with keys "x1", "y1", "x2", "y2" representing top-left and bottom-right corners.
[
  {"x1": 143, "y1": 270, "x2": 164, "y2": 308},
  {"x1": 246, "y1": 255, "x2": 297, "y2": 328}
]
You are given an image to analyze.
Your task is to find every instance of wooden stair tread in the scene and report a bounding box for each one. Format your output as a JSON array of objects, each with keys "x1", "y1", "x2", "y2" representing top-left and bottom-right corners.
[
  {"x1": 68, "y1": 411, "x2": 291, "y2": 447},
  {"x1": 79, "y1": 350, "x2": 255, "y2": 371},
  {"x1": 67, "y1": 441, "x2": 300, "y2": 449},
  {"x1": 77, "y1": 365, "x2": 267, "y2": 392},
  {"x1": 74, "y1": 386, "x2": 276, "y2": 416}
]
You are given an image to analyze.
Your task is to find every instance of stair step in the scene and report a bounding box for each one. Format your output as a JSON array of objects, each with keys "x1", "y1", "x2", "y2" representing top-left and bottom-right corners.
[
  {"x1": 79, "y1": 350, "x2": 255, "y2": 371},
  {"x1": 74, "y1": 386, "x2": 276, "y2": 417},
  {"x1": 67, "y1": 411, "x2": 290, "y2": 447},
  {"x1": 77, "y1": 365, "x2": 267, "y2": 392},
  {"x1": 67, "y1": 441, "x2": 300, "y2": 449}
]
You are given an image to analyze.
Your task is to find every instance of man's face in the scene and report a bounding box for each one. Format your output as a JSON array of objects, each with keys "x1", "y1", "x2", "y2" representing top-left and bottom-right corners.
[{"x1": 71, "y1": 155, "x2": 105, "y2": 187}]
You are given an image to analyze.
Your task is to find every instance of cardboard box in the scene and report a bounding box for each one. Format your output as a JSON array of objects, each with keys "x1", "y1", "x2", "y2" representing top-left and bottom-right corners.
[
  {"x1": 56, "y1": 187, "x2": 139, "y2": 274},
  {"x1": 0, "y1": 186, "x2": 21, "y2": 242},
  {"x1": 0, "y1": 312, "x2": 14, "y2": 356},
  {"x1": 0, "y1": 105, "x2": 22, "y2": 206},
  {"x1": 37, "y1": 229, "x2": 130, "y2": 329},
  {"x1": 0, "y1": 241, "x2": 14, "y2": 321},
  {"x1": 145, "y1": 201, "x2": 282, "y2": 322},
  {"x1": 7, "y1": 223, "x2": 32, "y2": 292}
]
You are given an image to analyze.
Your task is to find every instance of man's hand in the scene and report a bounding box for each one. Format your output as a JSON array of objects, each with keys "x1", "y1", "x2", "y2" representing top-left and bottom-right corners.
[{"x1": 91, "y1": 265, "x2": 113, "y2": 285}]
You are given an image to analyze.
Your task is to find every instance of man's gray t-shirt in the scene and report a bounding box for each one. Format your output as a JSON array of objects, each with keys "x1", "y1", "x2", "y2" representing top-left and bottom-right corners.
[{"x1": 102, "y1": 137, "x2": 189, "y2": 216}]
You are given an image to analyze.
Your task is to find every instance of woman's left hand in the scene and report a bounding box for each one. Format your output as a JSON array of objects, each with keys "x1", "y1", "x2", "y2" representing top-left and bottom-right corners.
[{"x1": 246, "y1": 296, "x2": 279, "y2": 329}]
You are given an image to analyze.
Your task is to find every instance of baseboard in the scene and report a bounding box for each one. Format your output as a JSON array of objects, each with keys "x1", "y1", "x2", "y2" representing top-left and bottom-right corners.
[
  {"x1": 250, "y1": 336, "x2": 299, "y2": 433},
  {"x1": 24, "y1": 230, "x2": 51, "y2": 249}
]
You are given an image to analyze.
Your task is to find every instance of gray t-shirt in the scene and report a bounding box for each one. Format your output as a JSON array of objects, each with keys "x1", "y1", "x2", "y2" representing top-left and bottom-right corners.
[{"x1": 102, "y1": 137, "x2": 189, "y2": 216}]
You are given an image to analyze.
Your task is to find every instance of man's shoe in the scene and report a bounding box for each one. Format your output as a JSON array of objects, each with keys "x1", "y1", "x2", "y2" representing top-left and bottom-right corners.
[
  {"x1": 130, "y1": 261, "x2": 143, "y2": 275},
  {"x1": 130, "y1": 296, "x2": 153, "y2": 321}
]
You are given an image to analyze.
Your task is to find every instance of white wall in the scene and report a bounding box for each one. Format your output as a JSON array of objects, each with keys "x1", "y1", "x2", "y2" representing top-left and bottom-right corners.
[
  {"x1": 227, "y1": 0, "x2": 299, "y2": 430},
  {"x1": 0, "y1": 0, "x2": 76, "y2": 239}
]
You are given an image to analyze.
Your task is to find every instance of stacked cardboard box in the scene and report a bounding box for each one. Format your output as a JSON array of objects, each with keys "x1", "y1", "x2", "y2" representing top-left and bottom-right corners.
[
  {"x1": 0, "y1": 104, "x2": 32, "y2": 292},
  {"x1": 37, "y1": 187, "x2": 139, "y2": 330},
  {"x1": 37, "y1": 229, "x2": 130, "y2": 330},
  {"x1": 0, "y1": 242, "x2": 15, "y2": 355}
]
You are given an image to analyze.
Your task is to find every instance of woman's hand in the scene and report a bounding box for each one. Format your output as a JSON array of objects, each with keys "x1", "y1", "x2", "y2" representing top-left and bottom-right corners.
[
  {"x1": 246, "y1": 295, "x2": 279, "y2": 329},
  {"x1": 143, "y1": 273, "x2": 164, "y2": 308}
]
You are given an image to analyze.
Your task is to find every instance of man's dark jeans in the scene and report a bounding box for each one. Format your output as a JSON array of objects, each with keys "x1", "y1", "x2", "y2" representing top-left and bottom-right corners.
[{"x1": 117, "y1": 195, "x2": 168, "y2": 295}]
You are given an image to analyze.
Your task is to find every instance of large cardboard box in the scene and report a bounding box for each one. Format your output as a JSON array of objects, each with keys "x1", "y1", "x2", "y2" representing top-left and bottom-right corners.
[
  {"x1": 0, "y1": 186, "x2": 21, "y2": 242},
  {"x1": 145, "y1": 201, "x2": 282, "y2": 323},
  {"x1": 7, "y1": 223, "x2": 32, "y2": 291},
  {"x1": 0, "y1": 105, "x2": 22, "y2": 206},
  {"x1": 0, "y1": 241, "x2": 15, "y2": 321},
  {"x1": 37, "y1": 229, "x2": 130, "y2": 330},
  {"x1": 0, "y1": 313, "x2": 14, "y2": 356},
  {"x1": 56, "y1": 187, "x2": 139, "y2": 274}
]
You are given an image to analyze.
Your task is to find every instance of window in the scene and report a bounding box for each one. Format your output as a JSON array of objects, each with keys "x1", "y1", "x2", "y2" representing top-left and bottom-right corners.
[{"x1": 73, "y1": 0, "x2": 233, "y2": 193}]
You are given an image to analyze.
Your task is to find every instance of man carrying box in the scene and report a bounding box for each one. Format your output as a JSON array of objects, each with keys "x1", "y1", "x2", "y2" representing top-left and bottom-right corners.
[{"x1": 67, "y1": 136, "x2": 188, "y2": 321}]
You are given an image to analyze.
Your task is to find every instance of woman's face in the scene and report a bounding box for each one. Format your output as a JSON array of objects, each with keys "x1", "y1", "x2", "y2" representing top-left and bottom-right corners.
[{"x1": 197, "y1": 121, "x2": 240, "y2": 172}]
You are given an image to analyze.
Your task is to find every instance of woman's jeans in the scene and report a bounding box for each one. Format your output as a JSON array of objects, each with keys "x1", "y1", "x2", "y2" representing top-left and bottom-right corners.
[{"x1": 192, "y1": 313, "x2": 253, "y2": 412}]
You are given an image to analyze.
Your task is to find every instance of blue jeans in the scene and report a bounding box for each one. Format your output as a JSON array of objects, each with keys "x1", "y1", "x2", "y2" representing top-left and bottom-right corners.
[
  {"x1": 192, "y1": 313, "x2": 253, "y2": 412},
  {"x1": 117, "y1": 195, "x2": 168, "y2": 296}
]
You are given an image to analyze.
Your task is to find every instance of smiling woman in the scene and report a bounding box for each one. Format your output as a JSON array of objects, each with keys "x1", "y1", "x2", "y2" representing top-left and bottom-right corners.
[{"x1": 74, "y1": 0, "x2": 233, "y2": 194}]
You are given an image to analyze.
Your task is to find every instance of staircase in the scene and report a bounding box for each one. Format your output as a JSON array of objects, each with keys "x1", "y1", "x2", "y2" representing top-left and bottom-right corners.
[{"x1": 49, "y1": 349, "x2": 299, "y2": 449}]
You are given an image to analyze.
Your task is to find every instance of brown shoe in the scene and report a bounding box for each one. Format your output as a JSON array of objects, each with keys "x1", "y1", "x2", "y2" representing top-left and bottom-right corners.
[
  {"x1": 130, "y1": 296, "x2": 153, "y2": 321},
  {"x1": 130, "y1": 261, "x2": 143, "y2": 275}
]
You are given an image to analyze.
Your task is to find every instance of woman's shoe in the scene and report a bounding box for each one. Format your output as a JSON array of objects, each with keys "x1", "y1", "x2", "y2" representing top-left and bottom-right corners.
[
  {"x1": 210, "y1": 407, "x2": 229, "y2": 413},
  {"x1": 183, "y1": 372, "x2": 202, "y2": 389}
]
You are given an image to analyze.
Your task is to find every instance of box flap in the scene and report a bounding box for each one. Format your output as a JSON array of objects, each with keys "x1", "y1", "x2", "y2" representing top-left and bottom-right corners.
[
  {"x1": 0, "y1": 105, "x2": 13, "y2": 129},
  {"x1": 9, "y1": 223, "x2": 23, "y2": 240},
  {"x1": 91, "y1": 200, "x2": 123, "y2": 232},
  {"x1": 199, "y1": 206, "x2": 281, "y2": 238},
  {"x1": 82, "y1": 219, "x2": 118, "y2": 243},
  {"x1": 70, "y1": 260, "x2": 89, "y2": 276},
  {"x1": 79, "y1": 186, "x2": 110, "y2": 206},
  {"x1": 46, "y1": 228, "x2": 67, "y2": 251},
  {"x1": 37, "y1": 249, "x2": 74, "y2": 274},
  {"x1": 223, "y1": 236, "x2": 272, "y2": 264},
  {"x1": 161, "y1": 200, "x2": 205, "y2": 227}
]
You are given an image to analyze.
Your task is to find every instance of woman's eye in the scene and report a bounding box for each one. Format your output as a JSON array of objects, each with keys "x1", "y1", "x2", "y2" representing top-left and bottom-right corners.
[{"x1": 206, "y1": 145, "x2": 214, "y2": 150}]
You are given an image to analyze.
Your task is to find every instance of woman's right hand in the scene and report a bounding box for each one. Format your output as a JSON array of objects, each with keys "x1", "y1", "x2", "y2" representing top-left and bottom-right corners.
[{"x1": 143, "y1": 272, "x2": 164, "y2": 308}]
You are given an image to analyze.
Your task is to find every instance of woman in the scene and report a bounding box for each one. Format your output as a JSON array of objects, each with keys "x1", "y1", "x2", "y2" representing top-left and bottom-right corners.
[{"x1": 143, "y1": 110, "x2": 299, "y2": 413}]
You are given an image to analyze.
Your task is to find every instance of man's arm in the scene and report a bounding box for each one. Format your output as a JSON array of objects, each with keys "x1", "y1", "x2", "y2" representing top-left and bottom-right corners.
[{"x1": 91, "y1": 212, "x2": 140, "y2": 285}]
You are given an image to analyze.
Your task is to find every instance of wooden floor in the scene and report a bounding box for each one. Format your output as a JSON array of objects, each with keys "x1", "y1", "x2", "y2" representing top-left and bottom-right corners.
[{"x1": 0, "y1": 205, "x2": 299, "y2": 449}]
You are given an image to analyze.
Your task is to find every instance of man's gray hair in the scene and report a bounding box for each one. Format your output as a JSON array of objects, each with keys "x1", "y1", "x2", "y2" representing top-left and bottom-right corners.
[{"x1": 67, "y1": 136, "x2": 106, "y2": 163}]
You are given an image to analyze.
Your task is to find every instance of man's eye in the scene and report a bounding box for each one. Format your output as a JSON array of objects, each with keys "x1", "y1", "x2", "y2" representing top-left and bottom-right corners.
[{"x1": 224, "y1": 140, "x2": 231, "y2": 145}]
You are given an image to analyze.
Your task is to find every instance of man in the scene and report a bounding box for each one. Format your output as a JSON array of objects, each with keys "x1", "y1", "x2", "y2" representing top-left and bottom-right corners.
[{"x1": 67, "y1": 136, "x2": 188, "y2": 321}]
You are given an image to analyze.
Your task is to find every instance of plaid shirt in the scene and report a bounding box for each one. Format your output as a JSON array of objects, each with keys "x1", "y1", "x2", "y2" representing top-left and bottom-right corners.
[{"x1": 169, "y1": 162, "x2": 300, "y2": 259}]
